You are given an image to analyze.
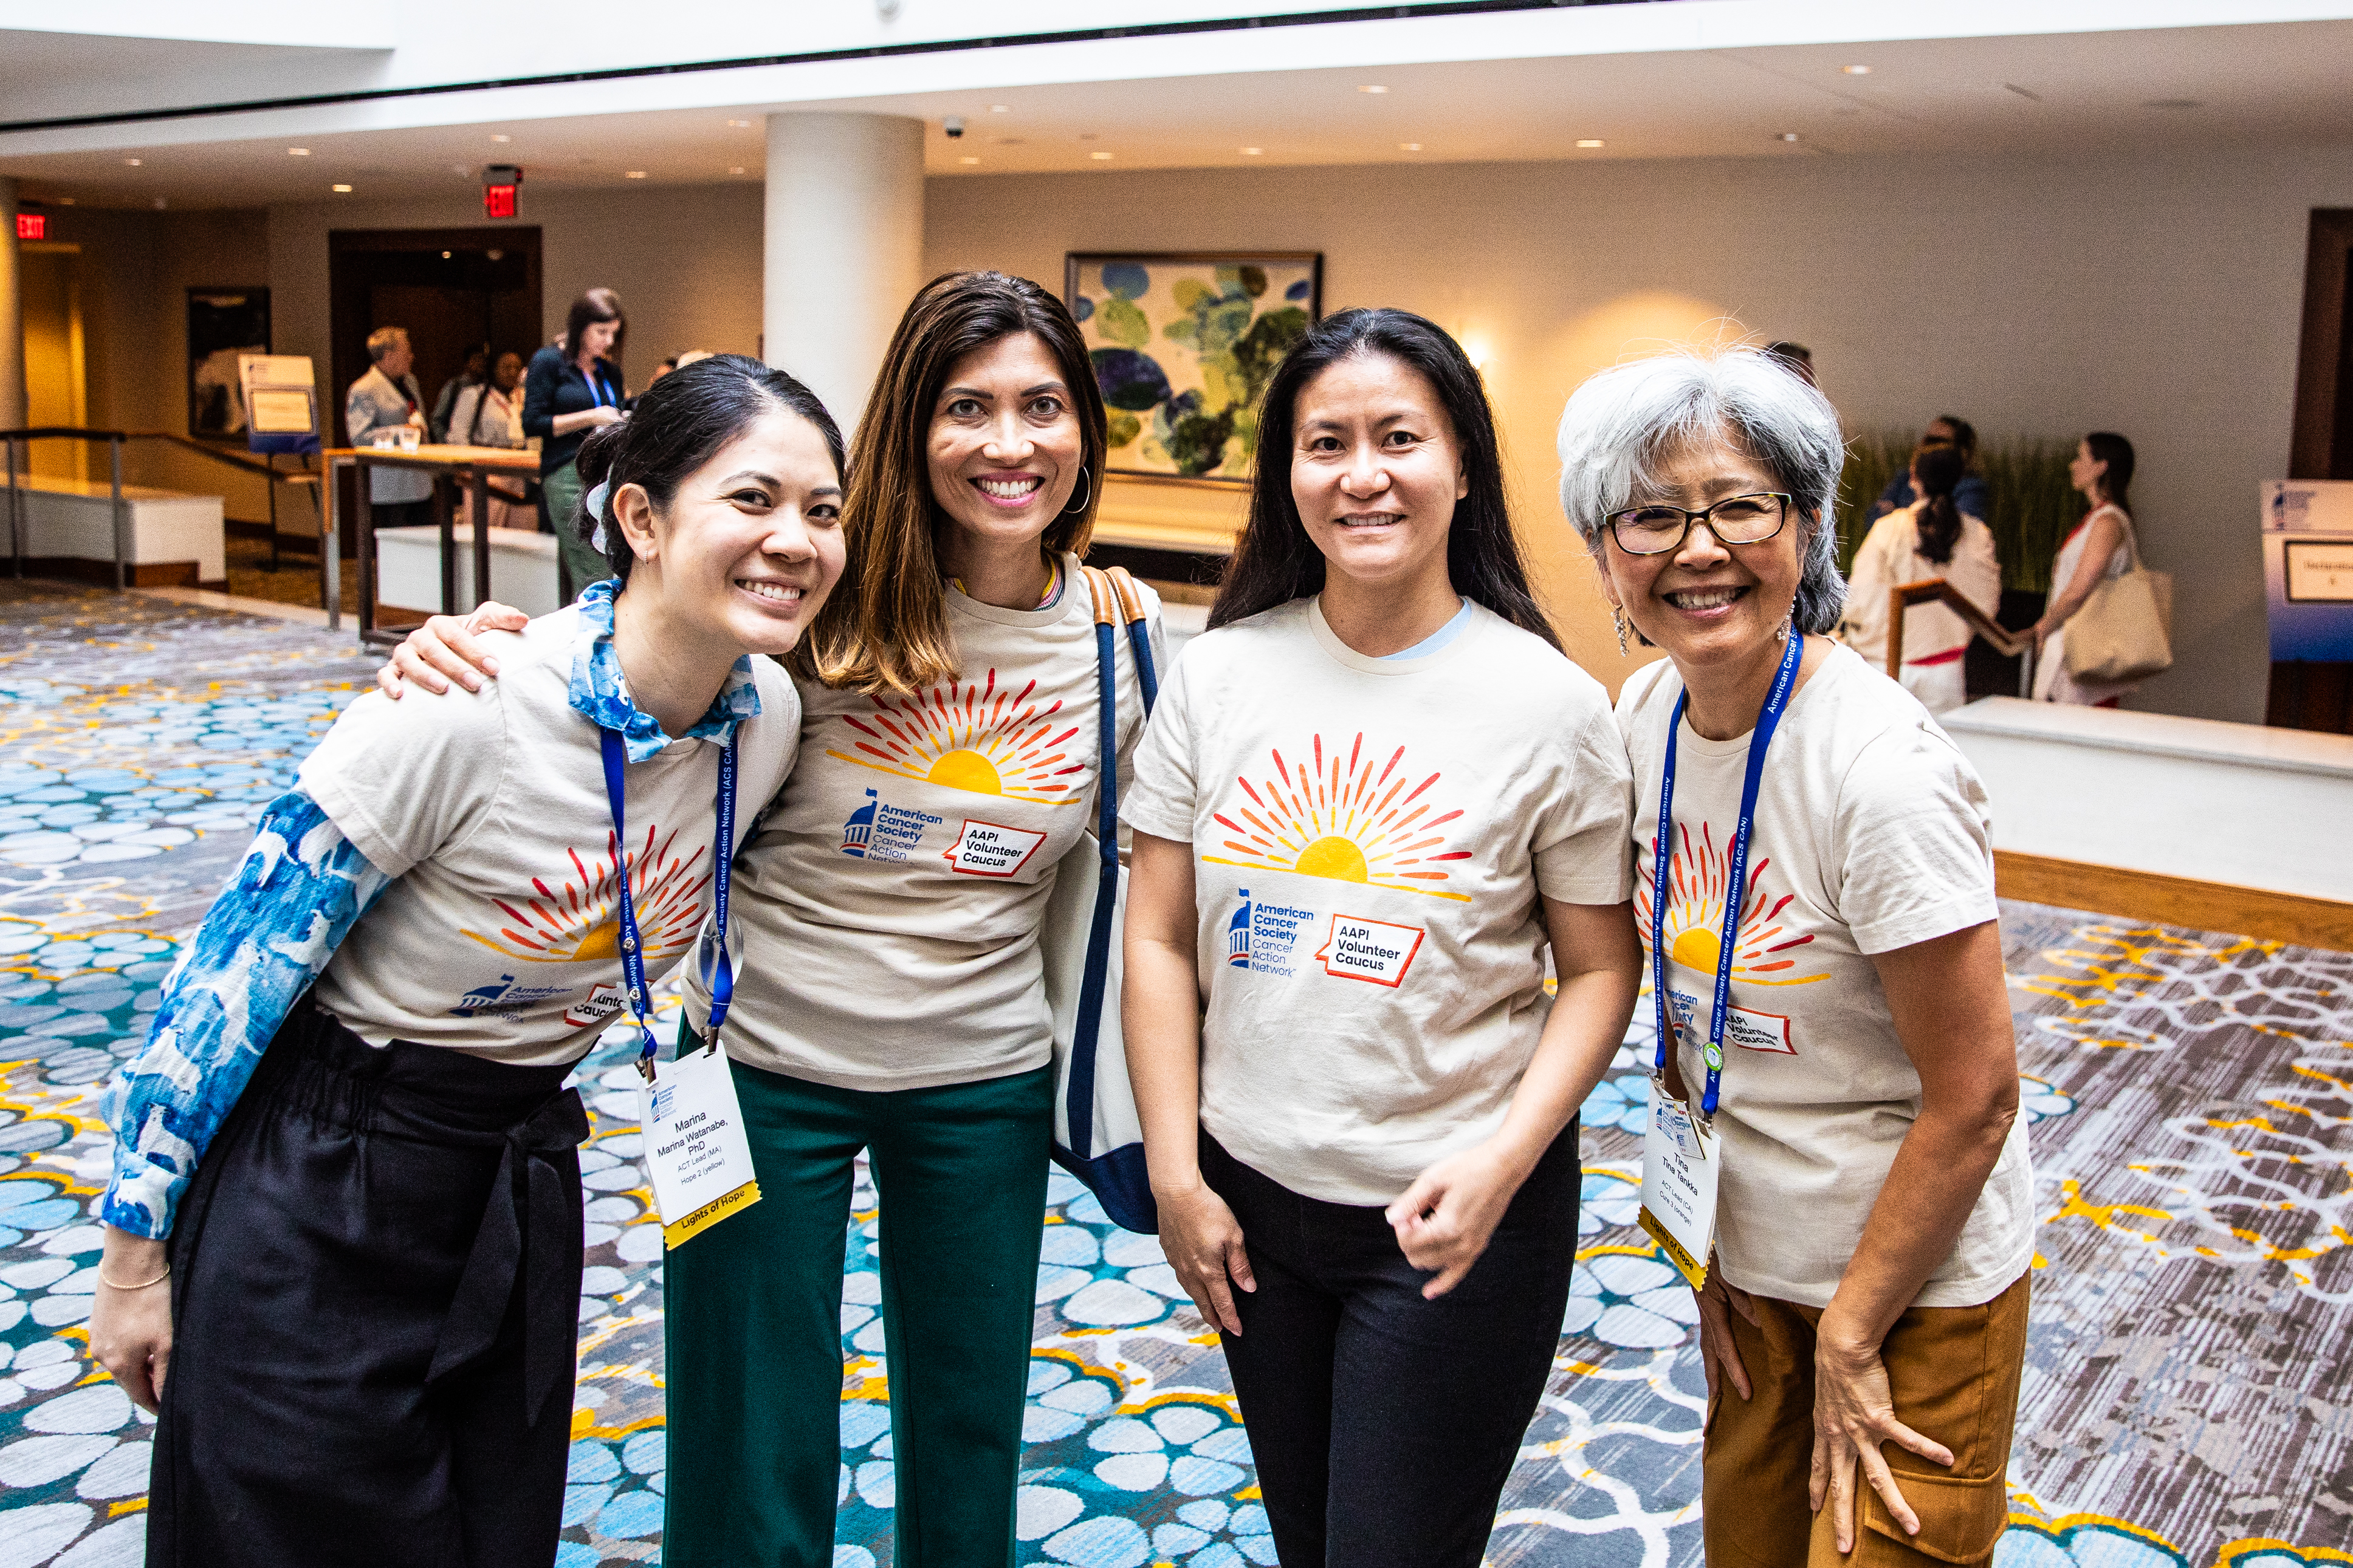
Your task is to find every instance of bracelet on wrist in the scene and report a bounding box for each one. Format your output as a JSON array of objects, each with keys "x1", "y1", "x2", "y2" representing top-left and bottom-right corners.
[{"x1": 98, "y1": 1261, "x2": 171, "y2": 1291}]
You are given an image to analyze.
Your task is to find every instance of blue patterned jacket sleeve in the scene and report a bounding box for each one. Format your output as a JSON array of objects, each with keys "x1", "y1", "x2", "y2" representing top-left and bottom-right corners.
[{"x1": 100, "y1": 789, "x2": 391, "y2": 1239}]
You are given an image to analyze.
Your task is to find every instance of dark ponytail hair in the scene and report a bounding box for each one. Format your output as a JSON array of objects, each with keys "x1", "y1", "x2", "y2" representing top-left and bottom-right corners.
[
  {"x1": 1910, "y1": 440, "x2": 1967, "y2": 566},
  {"x1": 573, "y1": 354, "x2": 845, "y2": 583},
  {"x1": 1210, "y1": 307, "x2": 1560, "y2": 650},
  {"x1": 2084, "y1": 430, "x2": 2134, "y2": 515}
]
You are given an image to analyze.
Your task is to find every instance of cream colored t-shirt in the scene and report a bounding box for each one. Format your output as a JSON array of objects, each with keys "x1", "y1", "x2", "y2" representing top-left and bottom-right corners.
[
  {"x1": 300, "y1": 608, "x2": 801, "y2": 1066},
  {"x1": 1121, "y1": 597, "x2": 1634, "y2": 1207},
  {"x1": 1616, "y1": 643, "x2": 2032, "y2": 1309},
  {"x1": 699, "y1": 556, "x2": 1163, "y2": 1090}
]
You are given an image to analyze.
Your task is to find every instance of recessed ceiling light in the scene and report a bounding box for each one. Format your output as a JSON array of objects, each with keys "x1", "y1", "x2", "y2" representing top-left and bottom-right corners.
[
  {"x1": 729, "y1": 165, "x2": 746, "y2": 174},
  {"x1": 492, "y1": 134, "x2": 511, "y2": 143},
  {"x1": 1242, "y1": 146, "x2": 1265, "y2": 156},
  {"x1": 123, "y1": 157, "x2": 142, "y2": 166},
  {"x1": 1358, "y1": 84, "x2": 1388, "y2": 94},
  {"x1": 959, "y1": 156, "x2": 980, "y2": 164},
  {"x1": 990, "y1": 104, "x2": 1010, "y2": 113},
  {"x1": 727, "y1": 119, "x2": 752, "y2": 128},
  {"x1": 441, "y1": 250, "x2": 452, "y2": 259},
  {"x1": 1398, "y1": 142, "x2": 1421, "y2": 152},
  {"x1": 625, "y1": 170, "x2": 647, "y2": 179},
  {"x1": 288, "y1": 147, "x2": 311, "y2": 156},
  {"x1": 1090, "y1": 151, "x2": 1113, "y2": 160},
  {"x1": 1841, "y1": 64, "x2": 1872, "y2": 75},
  {"x1": 58, "y1": 197, "x2": 75, "y2": 206},
  {"x1": 1777, "y1": 132, "x2": 1800, "y2": 142},
  {"x1": 449, "y1": 164, "x2": 469, "y2": 175},
  {"x1": 1078, "y1": 133, "x2": 1098, "y2": 141},
  {"x1": 332, "y1": 183, "x2": 352, "y2": 192},
  {"x1": 1576, "y1": 139, "x2": 1605, "y2": 148}
]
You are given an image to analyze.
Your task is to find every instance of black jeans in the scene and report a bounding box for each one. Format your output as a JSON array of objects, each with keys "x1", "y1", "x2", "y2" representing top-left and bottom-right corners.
[{"x1": 1201, "y1": 1129, "x2": 1580, "y2": 1567}]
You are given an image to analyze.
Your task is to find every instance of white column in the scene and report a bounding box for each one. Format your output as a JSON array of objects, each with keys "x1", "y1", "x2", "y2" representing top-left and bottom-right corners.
[
  {"x1": 764, "y1": 113, "x2": 924, "y2": 439},
  {"x1": 0, "y1": 178, "x2": 25, "y2": 431}
]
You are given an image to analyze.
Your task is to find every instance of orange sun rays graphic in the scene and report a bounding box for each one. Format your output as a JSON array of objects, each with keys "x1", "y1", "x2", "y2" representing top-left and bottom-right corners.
[
  {"x1": 462, "y1": 824, "x2": 713, "y2": 964},
  {"x1": 1637, "y1": 820, "x2": 1824, "y2": 986},
  {"x1": 825, "y1": 669, "x2": 1086, "y2": 804},
  {"x1": 1201, "y1": 731, "x2": 1472, "y2": 901}
]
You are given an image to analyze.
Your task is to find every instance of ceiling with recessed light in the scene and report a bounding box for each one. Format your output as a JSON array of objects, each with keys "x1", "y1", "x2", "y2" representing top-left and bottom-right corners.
[{"x1": 2, "y1": 13, "x2": 2351, "y2": 210}]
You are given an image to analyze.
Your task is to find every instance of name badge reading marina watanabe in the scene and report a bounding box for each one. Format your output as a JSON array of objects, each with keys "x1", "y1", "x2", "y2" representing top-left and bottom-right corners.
[
  {"x1": 1638, "y1": 1089, "x2": 1721, "y2": 1290},
  {"x1": 637, "y1": 1042, "x2": 761, "y2": 1248}
]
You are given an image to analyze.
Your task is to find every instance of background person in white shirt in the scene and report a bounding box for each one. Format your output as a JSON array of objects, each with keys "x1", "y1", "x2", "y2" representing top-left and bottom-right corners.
[
  {"x1": 1122, "y1": 308, "x2": 1643, "y2": 1567},
  {"x1": 1839, "y1": 442, "x2": 2002, "y2": 713},
  {"x1": 345, "y1": 324, "x2": 433, "y2": 530},
  {"x1": 1557, "y1": 347, "x2": 2030, "y2": 1568},
  {"x1": 450, "y1": 349, "x2": 535, "y2": 529},
  {"x1": 381, "y1": 272, "x2": 1158, "y2": 1568},
  {"x1": 89, "y1": 356, "x2": 847, "y2": 1568}
]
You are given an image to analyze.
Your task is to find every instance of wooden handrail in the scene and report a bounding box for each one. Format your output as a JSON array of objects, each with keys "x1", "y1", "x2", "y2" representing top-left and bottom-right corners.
[
  {"x1": 1888, "y1": 578, "x2": 2038, "y2": 697},
  {"x1": 0, "y1": 426, "x2": 300, "y2": 482}
]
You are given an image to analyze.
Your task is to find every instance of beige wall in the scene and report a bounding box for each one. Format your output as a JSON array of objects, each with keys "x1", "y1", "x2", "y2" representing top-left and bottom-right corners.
[{"x1": 926, "y1": 148, "x2": 2353, "y2": 722}]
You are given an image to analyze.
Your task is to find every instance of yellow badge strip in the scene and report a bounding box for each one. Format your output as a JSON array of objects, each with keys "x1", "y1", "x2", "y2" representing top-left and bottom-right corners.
[
  {"x1": 1640, "y1": 1205, "x2": 1710, "y2": 1290},
  {"x1": 664, "y1": 1180, "x2": 761, "y2": 1248}
]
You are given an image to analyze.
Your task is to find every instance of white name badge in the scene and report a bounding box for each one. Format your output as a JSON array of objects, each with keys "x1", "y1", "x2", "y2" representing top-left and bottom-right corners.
[
  {"x1": 1638, "y1": 1086, "x2": 1722, "y2": 1290},
  {"x1": 636, "y1": 1042, "x2": 761, "y2": 1247}
]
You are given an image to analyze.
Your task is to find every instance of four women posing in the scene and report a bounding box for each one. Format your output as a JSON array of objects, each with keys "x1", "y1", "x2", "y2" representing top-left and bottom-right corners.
[{"x1": 93, "y1": 272, "x2": 2033, "y2": 1568}]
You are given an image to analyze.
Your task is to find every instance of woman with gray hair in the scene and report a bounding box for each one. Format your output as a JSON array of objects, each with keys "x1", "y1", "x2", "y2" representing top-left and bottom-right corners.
[{"x1": 1556, "y1": 347, "x2": 2032, "y2": 1568}]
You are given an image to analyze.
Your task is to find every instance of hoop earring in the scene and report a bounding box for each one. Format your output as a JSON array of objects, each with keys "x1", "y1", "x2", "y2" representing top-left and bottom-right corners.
[
  {"x1": 1613, "y1": 606, "x2": 1629, "y2": 657},
  {"x1": 1063, "y1": 465, "x2": 1091, "y2": 516}
]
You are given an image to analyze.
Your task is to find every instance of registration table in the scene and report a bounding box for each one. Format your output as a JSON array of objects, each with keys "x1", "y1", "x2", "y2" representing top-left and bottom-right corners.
[{"x1": 321, "y1": 444, "x2": 541, "y2": 649}]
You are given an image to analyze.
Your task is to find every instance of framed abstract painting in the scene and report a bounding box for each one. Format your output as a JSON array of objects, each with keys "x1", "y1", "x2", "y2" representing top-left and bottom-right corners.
[{"x1": 1065, "y1": 252, "x2": 1321, "y2": 484}]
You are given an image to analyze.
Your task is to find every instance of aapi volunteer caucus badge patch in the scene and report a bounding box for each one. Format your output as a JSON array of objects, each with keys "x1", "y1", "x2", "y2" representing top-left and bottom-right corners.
[
  {"x1": 637, "y1": 1042, "x2": 761, "y2": 1247},
  {"x1": 1313, "y1": 914, "x2": 1424, "y2": 986}
]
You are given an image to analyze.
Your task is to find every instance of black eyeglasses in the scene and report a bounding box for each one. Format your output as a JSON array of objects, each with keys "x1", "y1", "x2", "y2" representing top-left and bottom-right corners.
[{"x1": 1604, "y1": 492, "x2": 1792, "y2": 556}]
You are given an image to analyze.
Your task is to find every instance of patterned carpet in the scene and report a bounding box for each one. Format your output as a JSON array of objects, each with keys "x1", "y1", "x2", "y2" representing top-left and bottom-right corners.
[{"x1": 0, "y1": 580, "x2": 2347, "y2": 1568}]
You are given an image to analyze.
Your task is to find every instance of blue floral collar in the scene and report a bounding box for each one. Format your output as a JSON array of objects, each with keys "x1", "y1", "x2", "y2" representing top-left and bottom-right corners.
[{"x1": 567, "y1": 578, "x2": 761, "y2": 762}]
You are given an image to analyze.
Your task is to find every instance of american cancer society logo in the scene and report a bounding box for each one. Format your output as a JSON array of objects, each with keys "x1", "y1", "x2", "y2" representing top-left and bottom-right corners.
[
  {"x1": 840, "y1": 789, "x2": 879, "y2": 857},
  {"x1": 1228, "y1": 889, "x2": 1252, "y2": 968}
]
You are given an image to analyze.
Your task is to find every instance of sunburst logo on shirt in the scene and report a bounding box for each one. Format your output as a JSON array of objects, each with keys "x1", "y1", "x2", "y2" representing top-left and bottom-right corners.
[
  {"x1": 1200, "y1": 731, "x2": 1472, "y2": 901},
  {"x1": 825, "y1": 669, "x2": 1087, "y2": 804},
  {"x1": 462, "y1": 824, "x2": 712, "y2": 964},
  {"x1": 1638, "y1": 820, "x2": 1825, "y2": 986}
]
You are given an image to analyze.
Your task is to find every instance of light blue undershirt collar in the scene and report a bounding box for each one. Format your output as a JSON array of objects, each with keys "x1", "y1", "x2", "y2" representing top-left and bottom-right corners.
[
  {"x1": 567, "y1": 578, "x2": 761, "y2": 762},
  {"x1": 1378, "y1": 598, "x2": 1474, "y2": 661}
]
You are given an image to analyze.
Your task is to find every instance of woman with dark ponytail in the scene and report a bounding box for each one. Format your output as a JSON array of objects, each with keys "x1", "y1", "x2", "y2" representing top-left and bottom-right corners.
[
  {"x1": 89, "y1": 355, "x2": 846, "y2": 1567},
  {"x1": 1841, "y1": 440, "x2": 2001, "y2": 712}
]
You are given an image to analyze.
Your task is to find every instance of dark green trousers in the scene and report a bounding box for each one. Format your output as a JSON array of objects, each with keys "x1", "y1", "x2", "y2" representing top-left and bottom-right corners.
[{"x1": 663, "y1": 1057, "x2": 1053, "y2": 1568}]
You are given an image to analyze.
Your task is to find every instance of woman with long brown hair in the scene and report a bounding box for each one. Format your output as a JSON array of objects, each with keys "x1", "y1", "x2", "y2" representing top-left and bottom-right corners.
[
  {"x1": 379, "y1": 270, "x2": 1162, "y2": 1566},
  {"x1": 524, "y1": 287, "x2": 628, "y2": 594}
]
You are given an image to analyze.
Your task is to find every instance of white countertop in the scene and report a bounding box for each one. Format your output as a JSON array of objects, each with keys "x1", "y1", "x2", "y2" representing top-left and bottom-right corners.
[{"x1": 1942, "y1": 697, "x2": 2353, "y2": 781}]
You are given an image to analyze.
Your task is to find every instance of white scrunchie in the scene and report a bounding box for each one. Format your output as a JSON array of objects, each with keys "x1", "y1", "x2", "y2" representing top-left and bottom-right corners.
[{"x1": 585, "y1": 480, "x2": 610, "y2": 554}]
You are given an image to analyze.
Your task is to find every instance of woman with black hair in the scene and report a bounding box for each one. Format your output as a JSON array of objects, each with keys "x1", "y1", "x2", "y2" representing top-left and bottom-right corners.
[
  {"x1": 1120, "y1": 307, "x2": 1643, "y2": 1565},
  {"x1": 2033, "y1": 431, "x2": 2142, "y2": 705},
  {"x1": 88, "y1": 355, "x2": 845, "y2": 1567},
  {"x1": 525, "y1": 287, "x2": 630, "y2": 595},
  {"x1": 1841, "y1": 441, "x2": 2002, "y2": 713}
]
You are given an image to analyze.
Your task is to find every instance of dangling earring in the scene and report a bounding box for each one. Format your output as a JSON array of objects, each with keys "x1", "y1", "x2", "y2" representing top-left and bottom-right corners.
[
  {"x1": 1776, "y1": 615, "x2": 1792, "y2": 645},
  {"x1": 1063, "y1": 465, "x2": 1091, "y2": 516},
  {"x1": 1613, "y1": 606, "x2": 1629, "y2": 656}
]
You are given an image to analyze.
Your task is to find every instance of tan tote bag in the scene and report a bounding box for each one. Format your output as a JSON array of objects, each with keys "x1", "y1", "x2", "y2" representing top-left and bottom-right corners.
[{"x1": 2064, "y1": 511, "x2": 2174, "y2": 683}]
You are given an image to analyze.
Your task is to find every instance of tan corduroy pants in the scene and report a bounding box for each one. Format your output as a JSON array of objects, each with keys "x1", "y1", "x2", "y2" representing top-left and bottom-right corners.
[{"x1": 1702, "y1": 1270, "x2": 2030, "y2": 1568}]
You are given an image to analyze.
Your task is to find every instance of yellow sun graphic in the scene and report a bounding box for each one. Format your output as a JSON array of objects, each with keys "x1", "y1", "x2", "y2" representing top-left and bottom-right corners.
[
  {"x1": 1638, "y1": 820, "x2": 1826, "y2": 987},
  {"x1": 825, "y1": 670, "x2": 1085, "y2": 804},
  {"x1": 462, "y1": 824, "x2": 713, "y2": 964},
  {"x1": 1200, "y1": 732, "x2": 1472, "y2": 901}
]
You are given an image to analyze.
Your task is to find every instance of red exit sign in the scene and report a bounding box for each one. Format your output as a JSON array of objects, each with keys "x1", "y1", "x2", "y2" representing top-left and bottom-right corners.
[
  {"x1": 483, "y1": 185, "x2": 518, "y2": 219},
  {"x1": 15, "y1": 212, "x2": 45, "y2": 241}
]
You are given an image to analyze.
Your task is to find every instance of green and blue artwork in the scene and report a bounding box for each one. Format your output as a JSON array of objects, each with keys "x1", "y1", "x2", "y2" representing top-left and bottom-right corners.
[{"x1": 1066, "y1": 252, "x2": 1321, "y2": 482}]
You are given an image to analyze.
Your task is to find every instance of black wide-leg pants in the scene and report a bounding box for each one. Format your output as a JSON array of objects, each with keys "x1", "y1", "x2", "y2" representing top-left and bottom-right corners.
[
  {"x1": 1201, "y1": 1128, "x2": 1580, "y2": 1568},
  {"x1": 149, "y1": 997, "x2": 589, "y2": 1568}
]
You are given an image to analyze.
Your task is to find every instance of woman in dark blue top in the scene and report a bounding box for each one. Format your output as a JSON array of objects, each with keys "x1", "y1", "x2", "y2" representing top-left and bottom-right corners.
[{"x1": 524, "y1": 286, "x2": 628, "y2": 594}]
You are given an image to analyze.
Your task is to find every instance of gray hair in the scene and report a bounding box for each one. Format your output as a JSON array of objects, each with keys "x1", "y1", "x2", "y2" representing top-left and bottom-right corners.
[
  {"x1": 365, "y1": 325, "x2": 410, "y2": 365},
  {"x1": 1556, "y1": 347, "x2": 1848, "y2": 635}
]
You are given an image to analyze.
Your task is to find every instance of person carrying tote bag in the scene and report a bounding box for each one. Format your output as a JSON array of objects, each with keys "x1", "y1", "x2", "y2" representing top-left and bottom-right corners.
[
  {"x1": 2033, "y1": 432, "x2": 2168, "y2": 704},
  {"x1": 1043, "y1": 563, "x2": 1159, "y2": 1233},
  {"x1": 2061, "y1": 508, "x2": 2171, "y2": 684}
]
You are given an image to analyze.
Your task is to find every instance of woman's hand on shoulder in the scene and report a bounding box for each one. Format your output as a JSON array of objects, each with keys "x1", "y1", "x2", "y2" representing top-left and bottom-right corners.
[
  {"x1": 1384, "y1": 1140, "x2": 1533, "y2": 1299},
  {"x1": 1154, "y1": 1179, "x2": 1256, "y2": 1337},
  {"x1": 89, "y1": 1227, "x2": 173, "y2": 1414},
  {"x1": 375, "y1": 602, "x2": 529, "y2": 698}
]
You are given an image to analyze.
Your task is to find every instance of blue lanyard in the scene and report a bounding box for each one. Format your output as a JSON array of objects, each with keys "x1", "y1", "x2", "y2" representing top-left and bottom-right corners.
[
  {"x1": 582, "y1": 363, "x2": 613, "y2": 410},
  {"x1": 600, "y1": 726, "x2": 737, "y2": 1077},
  {"x1": 1649, "y1": 630, "x2": 1803, "y2": 1120}
]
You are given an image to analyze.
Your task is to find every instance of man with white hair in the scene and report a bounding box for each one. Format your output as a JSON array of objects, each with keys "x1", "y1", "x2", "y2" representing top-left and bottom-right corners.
[{"x1": 345, "y1": 326, "x2": 434, "y2": 530}]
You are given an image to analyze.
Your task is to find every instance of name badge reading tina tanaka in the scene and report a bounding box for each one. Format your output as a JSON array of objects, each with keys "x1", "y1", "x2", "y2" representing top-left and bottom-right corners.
[
  {"x1": 1639, "y1": 1089, "x2": 1721, "y2": 1290},
  {"x1": 637, "y1": 1041, "x2": 761, "y2": 1248}
]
